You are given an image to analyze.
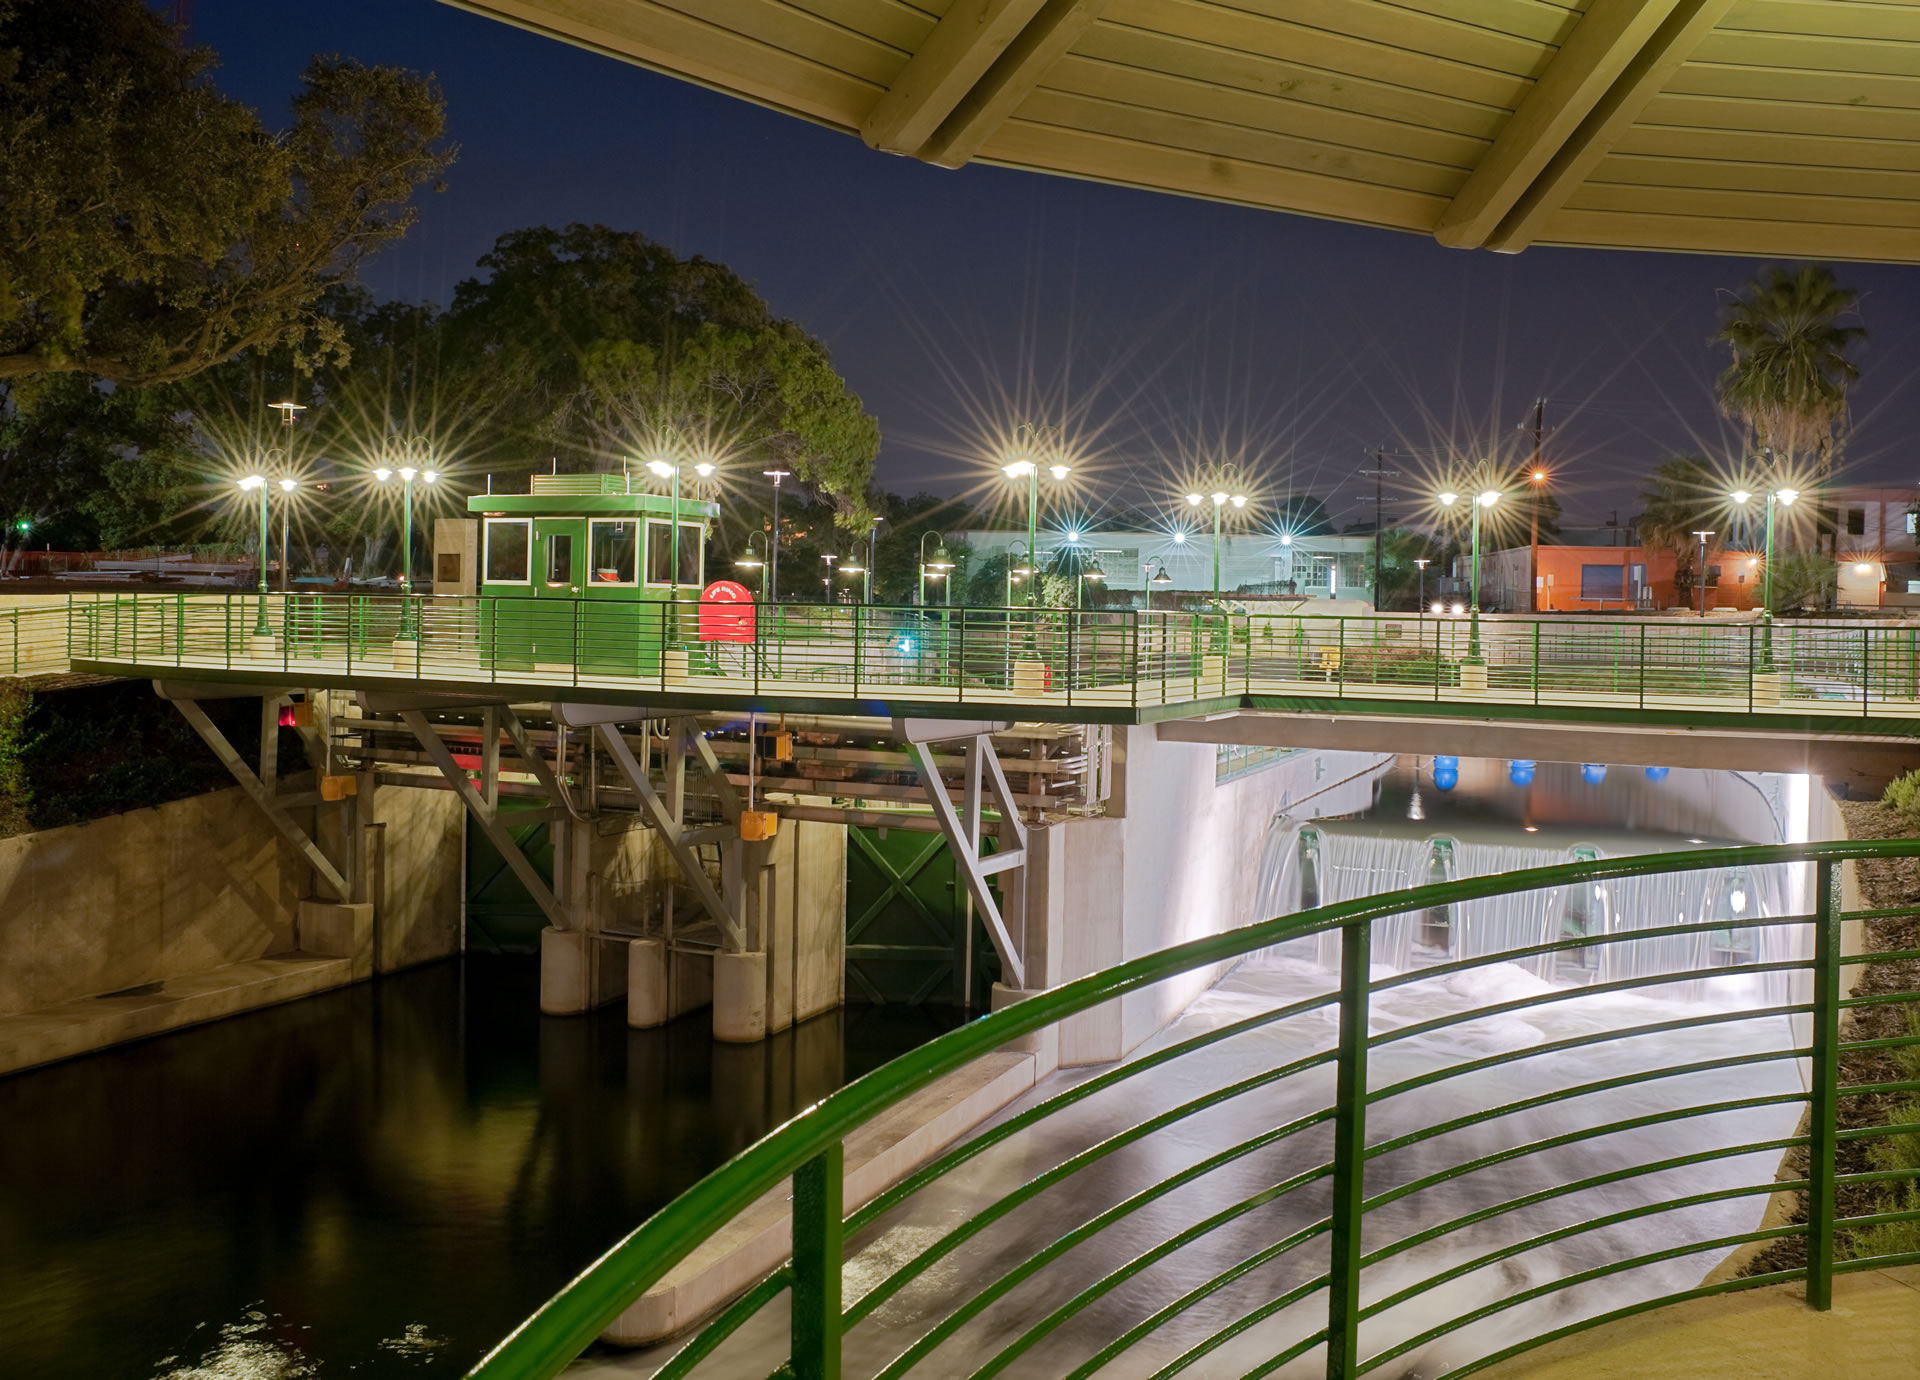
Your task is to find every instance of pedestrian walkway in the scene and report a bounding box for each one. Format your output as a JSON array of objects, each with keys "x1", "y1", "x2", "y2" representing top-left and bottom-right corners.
[{"x1": 1481, "y1": 1268, "x2": 1920, "y2": 1379}]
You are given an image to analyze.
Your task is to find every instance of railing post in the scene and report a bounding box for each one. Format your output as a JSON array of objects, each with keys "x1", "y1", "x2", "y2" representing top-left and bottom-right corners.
[
  {"x1": 791, "y1": 1141, "x2": 844, "y2": 1380},
  {"x1": 1326, "y1": 916, "x2": 1371, "y2": 1379},
  {"x1": 1806, "y1": 857, "x2": 1843, "y2": 1311},
  {"x1": 1131, "y1": 611, "x2": 1140, "y2": 711},
  {"x1": 1531, "y1": 621, "x2": 1541, "y2": 705},
  {"x1": 1637, "y1": 623, "x2": 1647, "y2": 710}
]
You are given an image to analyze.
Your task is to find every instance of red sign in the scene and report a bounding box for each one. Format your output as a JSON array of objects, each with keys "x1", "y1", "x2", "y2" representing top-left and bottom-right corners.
[{"x1": 698, "y1": 580, "x2": 757, "y2": 642}]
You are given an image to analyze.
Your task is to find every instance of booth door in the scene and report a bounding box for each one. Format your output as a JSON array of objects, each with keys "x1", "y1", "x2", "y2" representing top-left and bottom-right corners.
[{"x1": 527, "y1": 519, "x2": 585, "y2": 666}]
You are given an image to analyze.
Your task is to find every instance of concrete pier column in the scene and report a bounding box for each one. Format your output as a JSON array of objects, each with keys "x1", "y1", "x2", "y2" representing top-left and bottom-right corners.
[
  {"x1": 297, "y1": 900, "x2": 373, "y2": 981},
  {"x1": 989, "y1": 984, "x2": 1059, "y2": 1078},
  {"x1": 713, "y1": 951, "x2": 768, "y2": 1043},
  {"x1": 540, "y1": 926, "x2": 628, "y2": 1015},
  {"x1": 628, "y1": 937, "x2": 670, "y2": 1028}
]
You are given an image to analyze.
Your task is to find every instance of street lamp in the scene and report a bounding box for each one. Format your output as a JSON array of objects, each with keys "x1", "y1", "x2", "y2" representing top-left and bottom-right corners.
[
  {"x1": 1413, "y1": 557, "x2": 1429, "y2": 614},
  {"x1": 918, "y1": 531, "x2": 954, "y2": 608},
  {"x1": 1691, "y1": 530, "x2": 1715, "y2": 616},
  {"x1": 1002, "y1": 426, "x2": 1070, "y2": 607},
  {"x1": 1146, "y1": 559, "x2": 1173, "y2": 611},
  {"x1": 863, "y1": 516, "x2": 883, "y2": 605},
  {"x1": 277, "y1": 477, "x2": 299, "y2": 592},
  {"x1": 1186, "y1": 475, "x2": 1250, "y2": 599},
  {"x1": 1078, "y1": 554, "x2": 1106, "y2": 608},
  {"x1": 820, "y1": 552, "x2": 837, "y2": 599},
  {"x1": 374, "y1": 464, "x2": 438, "y2": 634},
  {"x1": 1527, "y1": 467, "x2": 1549, "y2": 613},
  {"x1": 762, "y1": 468, "x2": 790, "y2": 601},
  {"x1": 839, "y1": 555, "x2": 866, "y2": 603},
  {"x1": 1004, "y1": 540, "x2": 1033, "y2": 608},
  {"x1": 735, "y1": 531, "x2": 770, "y2": 596},
  {"x1": 1729, "y1": 487, "x2": 1796, "y2": 664},
  {"x1": 645, "y1": 455, "x2": 716, "y2": 604},
  {"x1": 1438, "y1": 487, "x2": 1500, "y2": 661},
  {"x1": 238, "y1": 474, "x2": 272, "y2": 637}
]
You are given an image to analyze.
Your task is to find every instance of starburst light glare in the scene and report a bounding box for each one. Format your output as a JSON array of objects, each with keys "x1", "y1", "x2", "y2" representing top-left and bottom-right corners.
[
  {"x1": 239, "y1": 475, "x2": 265, "y2": 490},
  {"x1": 278, "y1": 478, "x2": 298, "y2": 493},
  {"x1": 1477, "y1": 490, "x2": 1500, "y2": 507},
  {"x1": 1730, "y1": 490, "x2": 1753, "y2": 505},
  {"x1": 1048, "y1": 464, "x2": 1071, "y2": 481},
  {"x1": 373, "y1": 468, "x2": 392, "y2": 482},
  {"x1": 1004, "y1": 460, "x2": 1036, "y2": 479},
  {"x1": 1186, "y1": 492, "x2": 1203, "y2": 506},
  {"x1": 1777, "y1": 489, "x2": 1798, "y2": 505},
  {"x1": 647, "y1": 459, "x2": 674, "y2": 479},
  {"x1": 1437, "y1": 492, "x2": 1459, "y2": 507}
]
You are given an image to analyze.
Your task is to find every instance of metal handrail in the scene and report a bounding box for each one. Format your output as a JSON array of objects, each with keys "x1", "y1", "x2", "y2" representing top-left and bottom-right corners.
[
  {"x1": 54, "y1": 592, "x2": 1920, "y2": 720},
  {"x1": 468, "y1": 838, "x2": 1920, "y2": 1380}
]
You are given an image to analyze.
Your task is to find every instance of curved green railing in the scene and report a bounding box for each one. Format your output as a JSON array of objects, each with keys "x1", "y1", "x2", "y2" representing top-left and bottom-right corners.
[{"x1": 468, "y1": 839, "x2": 1920, "y2": 1380}]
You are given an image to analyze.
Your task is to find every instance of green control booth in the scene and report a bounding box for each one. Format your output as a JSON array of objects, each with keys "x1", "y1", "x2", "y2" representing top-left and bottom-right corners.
[{"x1": 468, "y1": 473, "x2": 720, "y2": 675}]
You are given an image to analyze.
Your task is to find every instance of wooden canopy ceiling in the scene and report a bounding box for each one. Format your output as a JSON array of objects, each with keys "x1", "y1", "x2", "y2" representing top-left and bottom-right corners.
[{"x1": 443, "y1": 0, "x2": 1920, "y2": 263}]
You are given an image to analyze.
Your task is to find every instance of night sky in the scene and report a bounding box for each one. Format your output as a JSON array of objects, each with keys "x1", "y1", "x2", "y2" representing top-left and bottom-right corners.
[{"x1": 194, "y1": 0, "x2": 1920, "y2": 530}]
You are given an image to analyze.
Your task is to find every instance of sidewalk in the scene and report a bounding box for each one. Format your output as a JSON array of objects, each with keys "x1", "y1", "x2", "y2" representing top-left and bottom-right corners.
[{"x1": 1482, "y1": 1268, "x2": 1920, "y2": 1379}]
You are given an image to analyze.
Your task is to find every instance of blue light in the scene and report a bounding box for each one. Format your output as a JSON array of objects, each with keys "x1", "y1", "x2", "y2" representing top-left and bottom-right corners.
[
  {"x1": 1433, "y1": 755, "x2": 1459, "y2": 770},
  {"x1": 1434, "y1": 767, "x2": 1459, "y2": 792},
  {"x1": 1581, "y1": 763, "x2": 1608, "y2": 785},
  {"x1": 1644, "y1": 766, "x2": 1670, "y2": 782},
  {"x1": 895, "y1": 636, "x2": 916, "y2": 655},
  {"x1": 1509, "y1": 759, "x2": 1536, "y2": 787}
]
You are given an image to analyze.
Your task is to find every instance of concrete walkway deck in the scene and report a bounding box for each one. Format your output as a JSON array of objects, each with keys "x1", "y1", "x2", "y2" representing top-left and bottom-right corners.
[{"x1": 1482, "y1": 1268, "x2": 1920, "y2": 1379}]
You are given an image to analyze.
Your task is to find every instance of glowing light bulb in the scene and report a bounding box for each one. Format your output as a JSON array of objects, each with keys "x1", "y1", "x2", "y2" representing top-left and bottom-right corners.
[
  {"x1": 1437, "y1": 492, "x2": 1458, "y2": 507},
  {"x1": 1048, "y1": 464, "x2": 1071, "y2": 481},
  {"x1": 1777, "y1": 488, "x2": 1798, "y2": 506},
  {"x1": 1729, "y1": 490, "x2": 1752, "y2": 505}
]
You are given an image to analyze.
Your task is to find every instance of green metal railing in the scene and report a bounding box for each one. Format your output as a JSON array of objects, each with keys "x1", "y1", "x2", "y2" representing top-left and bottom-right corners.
[
  {"x1": 469, "y1": 839, "x2": 1920, "y2": 1380},
  {"x1": 56, "y1": 592, "x2": 1920, "y2": 720}
]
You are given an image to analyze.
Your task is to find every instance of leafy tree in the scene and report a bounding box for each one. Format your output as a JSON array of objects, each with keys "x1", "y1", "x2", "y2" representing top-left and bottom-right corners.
[
  {"x1": 0, "y1": 376, "x2": 201, "y2": 549},
  {"x1": 0, "y1": 0, "x2": 453, "y2": 386},
  {"x1": 444, "y1": 225, "x2": 879, "y2": 524},
  {"x1": 1637, "y1": 455, "x2": 1723, "y2": 590},
  {"x1": 0, "y1": 680, "x2": 31, "y2": 837},
  {"x1": 1714, "y1": 265, "x2": 1867, "y2": 479}
]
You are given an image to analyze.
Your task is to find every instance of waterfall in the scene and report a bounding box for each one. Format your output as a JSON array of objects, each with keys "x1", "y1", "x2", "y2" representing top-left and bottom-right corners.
[{"x1": 1248, "y1": 814, "x2": 1804, "y2": 997}]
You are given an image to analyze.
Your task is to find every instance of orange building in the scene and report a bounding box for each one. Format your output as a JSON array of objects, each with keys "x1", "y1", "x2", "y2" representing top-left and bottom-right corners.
[{"x1": 1485, "y1": 544, "x2": 1765, "y2": 613}]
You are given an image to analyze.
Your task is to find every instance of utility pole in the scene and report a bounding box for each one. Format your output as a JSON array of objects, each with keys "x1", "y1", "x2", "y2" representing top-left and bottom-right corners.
[
  {"x1": 1525, "y1": 398, "x2": 1548, "y2": 613},
  {"x1": 1358, "y1": 452, "x2": 1398, "y2": 609}
]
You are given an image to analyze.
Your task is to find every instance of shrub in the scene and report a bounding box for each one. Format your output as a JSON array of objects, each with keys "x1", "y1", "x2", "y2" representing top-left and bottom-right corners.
[
  {"x1": 0, "y1": 680, "x2": 32, "y2": 836},
  {"x1": 1882, "y1": 769, "x2": 1920, "y2": 824}
]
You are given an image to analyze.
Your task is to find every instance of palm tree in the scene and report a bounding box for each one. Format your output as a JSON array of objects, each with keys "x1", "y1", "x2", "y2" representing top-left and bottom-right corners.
[
  {"x1": 1637, "y1": 455, "x2": 1721, "y2": 594},
  {"x1": 1714, "y1": 265, "x2": 1867, "y2": 480}
]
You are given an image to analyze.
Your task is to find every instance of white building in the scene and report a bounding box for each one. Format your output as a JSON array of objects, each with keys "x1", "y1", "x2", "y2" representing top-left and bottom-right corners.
[{"x1": 950, "y1": 527, "x2": 1379, "y2": 603}]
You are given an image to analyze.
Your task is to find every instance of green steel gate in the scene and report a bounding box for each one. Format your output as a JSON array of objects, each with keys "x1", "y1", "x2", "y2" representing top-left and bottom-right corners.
[
  {"x1": 845, "y1": 826, "x2": 999, "y2": 1007},
  {"x1": 464, "y1": 801, "x2": 555, "y2": 954}
]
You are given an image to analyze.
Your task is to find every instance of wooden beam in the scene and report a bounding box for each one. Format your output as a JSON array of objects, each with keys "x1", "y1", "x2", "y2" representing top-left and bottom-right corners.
[
  {"x1": 1485, "y1": 0, "x2": 1739, "y2": 252},
  {"x1": 921, "y1": 0, "x2": 1110, "y2": 169},
  {"x1": 1435, "y1": 0, "x2": 1700, "y2": 248},
  {"x1": 862, "y1": 0, "x2": 1049, "y2": 155}
]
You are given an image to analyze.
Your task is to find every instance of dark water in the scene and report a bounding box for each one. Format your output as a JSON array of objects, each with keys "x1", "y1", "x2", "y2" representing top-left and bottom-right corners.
[{"x1": 0, "y1": 958, "x2": 959, "y2": 1378}]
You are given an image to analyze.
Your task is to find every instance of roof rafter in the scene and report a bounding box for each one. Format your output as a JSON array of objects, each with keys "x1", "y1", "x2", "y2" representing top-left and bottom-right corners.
[
  {"x1": 918, "y1": 0, "x2": 1110, "y2": 169},
  {"x1": 862, "y1": 0, "x2": 1051, "y2": 155},
  {"x1": 1434, "y1": 0, "x2": 1733, "y2": 250},
  {"x1": 1487, "y1": 0, "x2": 1740, "y2": 252}
]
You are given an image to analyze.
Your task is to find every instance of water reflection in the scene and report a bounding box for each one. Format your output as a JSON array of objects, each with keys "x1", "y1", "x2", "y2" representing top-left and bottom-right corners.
[{"x1": 0, "y1": 958, "x2": 955, "y2": 1378}]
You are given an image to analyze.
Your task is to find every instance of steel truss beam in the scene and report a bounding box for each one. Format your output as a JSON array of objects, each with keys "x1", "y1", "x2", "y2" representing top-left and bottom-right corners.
[
  {"x1": 167, "y1": 692, "x2": 350, "y2": 899},
  {"x1": 893, "y1": 718, "x2": 1028, "y2": 989},
  {"x1": 595, "y1": 718, "x2": 747, "y2": 951},
  {"x1": 399, "y1": 707, "x2": 569, "y2": 930}
]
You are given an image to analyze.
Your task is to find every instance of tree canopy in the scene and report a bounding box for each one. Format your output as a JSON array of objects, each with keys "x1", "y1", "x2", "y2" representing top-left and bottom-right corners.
[
  {"x1": 443, "y1": 225, "x2": 881, "y2": 524},
  {"x1": 0, "y1": 0, "x2": 453, "y2": 386},
  {"x1": 1636, "y1": 455, "x2": 1723, "y2": 578},
  {"x1": 1714, "y1": 264, "x2": 1866, "y2": 477}
]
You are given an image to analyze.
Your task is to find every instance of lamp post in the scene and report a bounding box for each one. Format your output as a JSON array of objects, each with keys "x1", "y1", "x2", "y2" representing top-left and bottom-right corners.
[
  {"x1": 646, "y1": 456, "x2": 716, "y2": 603},
  {"x1": 864, "y1": 516, "x2": 883, "y2": 605},
  {"x1": 1414, "y1": 557, "x2": 1429, "y2": 615},
  {"x1": 1439, "y1": 488, "x2": 1500, "y2": 661},
  {"x1": 1187, "y1": 477, "x2": 1249, "y2": 599},
  {"x1": 1146, "y1": 560, "x2": 1173, "y2": 611},
  {"x1": 735, "y1": 532, "x2": 770, "y2": 596},
  {"x1": 1691, "y1": 530, "x2": 1715, "y2": 616},
  {"x1": 1730, "y1": 486, "x2": 1797, "y2": 666},
  {"x1": 820, "y1": 552, "x2": 837, "y2": 600},
  {"x1": 1002, "y1": 427, "x2": 1069, "y2": 607},
  {"x1": 918, "y1": 531, "x2": 954, "y2": 607},
  {"x1": 238, "y1": 475, "x2": 272, "y2": 637},
  {"x1": 278, "y1": 478, "x2": 298, "y2": 592},
  {"x1": 839, "y1": 555, "x2": 866, "y2": 603},
  {"x1": 375, "y1": 463, "x2": 438, "y2": 635},
  {"x1": 1078, "y1": 554, "x2": 1106, "y2": 608},
  {"x1": 762, "y1": 468, "x2": 790, "y2": 601}
]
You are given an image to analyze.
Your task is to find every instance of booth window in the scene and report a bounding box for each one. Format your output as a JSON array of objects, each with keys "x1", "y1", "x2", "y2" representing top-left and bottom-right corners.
[
  {"x1": 546, "y1": 532, "x2": 574, "y2": 586},
  {"x1": 589, "y1": 520, "x2": 639, "y2": 585},
  {"x1": 646, "y1": 519, "x2": 704, "y2": 586},
  {"x1": 484, "y1": 519, "x2": 531, "y2": 584}
]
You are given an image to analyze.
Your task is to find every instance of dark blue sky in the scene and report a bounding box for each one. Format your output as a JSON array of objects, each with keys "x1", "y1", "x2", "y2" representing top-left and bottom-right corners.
[{"x1": 192, "y1": 0, "x2": 1919, "y2": 529}]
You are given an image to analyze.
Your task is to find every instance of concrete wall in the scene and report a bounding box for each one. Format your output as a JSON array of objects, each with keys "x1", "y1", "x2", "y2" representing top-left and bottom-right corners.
[
  {"x1": 1015, "y1": 739, "x2": 1392, "y2": 1066},
  {"x1": 0, "y1": 781, "x2": 463, "y2": 1072}
]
